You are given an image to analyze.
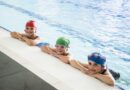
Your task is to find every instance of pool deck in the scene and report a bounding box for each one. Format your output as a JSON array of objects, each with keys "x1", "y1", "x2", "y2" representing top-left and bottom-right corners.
[
  {"x1": 0, "y1": 27, "x2": 118, "y2": 90},
  {"x1": 0, "y1": 51, "x2": 56, "y2": 90}
]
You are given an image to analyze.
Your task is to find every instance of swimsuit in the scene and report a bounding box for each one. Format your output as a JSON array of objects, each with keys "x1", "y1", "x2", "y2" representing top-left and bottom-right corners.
[{"x1": 36, "y1": 42, "x2": 49, "y2": 47}]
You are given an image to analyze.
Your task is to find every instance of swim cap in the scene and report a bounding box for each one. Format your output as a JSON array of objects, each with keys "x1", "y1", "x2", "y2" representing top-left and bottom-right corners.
[
  {"x1": 26, "y1": 20, "x2": 36, "y2": 28},
  {"x1": 56, "y1": 37, "x2": 70, "y2": 47},
  {"x1": 88, "y1": 52, "x2": 106, "y2": 66}
]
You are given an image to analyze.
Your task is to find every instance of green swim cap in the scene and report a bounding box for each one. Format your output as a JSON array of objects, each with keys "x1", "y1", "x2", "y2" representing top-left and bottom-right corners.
[{"x1": 56, "y1": 37, "x2": 70, "y2": 47}]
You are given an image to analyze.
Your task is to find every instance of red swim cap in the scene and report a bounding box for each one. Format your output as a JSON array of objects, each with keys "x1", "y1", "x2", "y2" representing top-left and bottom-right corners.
[{"x1": 26, "y1": 20, "x2": 36, "y2": 28}]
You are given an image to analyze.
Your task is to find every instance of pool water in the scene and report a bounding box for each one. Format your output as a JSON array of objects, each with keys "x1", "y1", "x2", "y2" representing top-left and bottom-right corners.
[{"x1": 0, "y1": 0, "x2": 130, "y2": 90}]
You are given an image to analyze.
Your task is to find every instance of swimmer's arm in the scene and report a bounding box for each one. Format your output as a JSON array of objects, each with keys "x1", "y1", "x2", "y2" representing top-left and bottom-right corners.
[
  {"x1": 53, "y1": 54, "x2": 71, "y2": 64},
  {"x1": 77, "y1": 61, "x2": 91, "y2": 74},
  {"x1": 21, "y1": 35, "x2": 43, "y2": 46},
  {"x1": 77, "y1": 61, "x2": 89, "y2": 68},
  {"x1": 10, "y1": 32, "x2": 26, "y2": 41},
  {"x1": 41, "y1": 45, "x2": 70, "y2": 64},
  {"x1": 30, "y1": 37, "x2": 43, "y2": 46},
  {"x1": 10, "y1": 32, "x2": 40, "y2": 46},
  {"x1": 10, "y1": 32, "x2": 19, "y2": 38},
  {"x1": 21, "y1": 37, "x2": 36, "y2": 46},
  {"x1": 91, "y1": 71, "x2": 115, "y2": 86},
  {"x1": 70, "y1": 60, "x2": 89, "y2": 73},
  {"x1": 41, "y1": 45, "x2": 55, "y2": 54}
]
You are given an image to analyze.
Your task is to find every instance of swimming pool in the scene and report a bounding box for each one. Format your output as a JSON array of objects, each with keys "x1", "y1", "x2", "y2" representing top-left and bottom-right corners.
[{"x1": 0, "y1": 0, "x2": 130, "y2": 90}]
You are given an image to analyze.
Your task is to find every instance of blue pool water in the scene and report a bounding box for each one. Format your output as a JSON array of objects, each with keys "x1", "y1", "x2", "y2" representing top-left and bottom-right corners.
[{"x1": 0, "y1": 0, "x2": 130, "y2": 89}]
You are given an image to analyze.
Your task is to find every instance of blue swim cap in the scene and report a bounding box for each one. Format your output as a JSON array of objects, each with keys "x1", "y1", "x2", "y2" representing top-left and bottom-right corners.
[{"x1": 88, "y1": 52, "x2": 106, "y2": 66}]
